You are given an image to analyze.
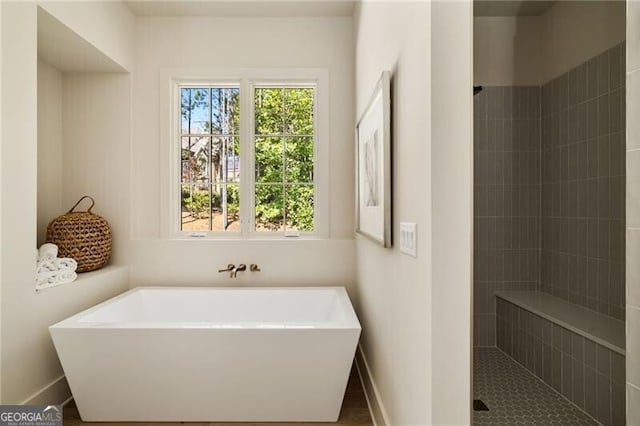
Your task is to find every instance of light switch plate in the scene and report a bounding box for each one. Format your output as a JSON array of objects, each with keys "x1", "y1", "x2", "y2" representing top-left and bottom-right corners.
[{"x1": 400, "y1": 222, "x2": 417, "y2": 257}]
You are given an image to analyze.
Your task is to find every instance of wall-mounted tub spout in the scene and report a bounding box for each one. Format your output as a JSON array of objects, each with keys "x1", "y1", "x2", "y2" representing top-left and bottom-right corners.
[{"x1": 231, "y1": 264, "x2": 246, "y2": 278}]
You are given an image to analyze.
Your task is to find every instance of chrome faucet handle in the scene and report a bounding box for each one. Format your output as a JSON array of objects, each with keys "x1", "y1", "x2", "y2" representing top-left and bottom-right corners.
[
  {"x1": 231, "y1": 264, "x2": 247, "y2": 278},
  {"x1": 218, "y1": 264, "x2": 235, "y2": 273},
  {"x1": 250, "y1": 264, "x2": 261, "y2": 272}
]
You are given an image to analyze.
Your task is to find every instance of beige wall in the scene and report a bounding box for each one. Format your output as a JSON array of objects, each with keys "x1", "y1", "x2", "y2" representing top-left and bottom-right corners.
[
  {"x1": 61, "y1": 72, "x2": 131, "y2": 266},
  {"x1": 431, "y1": 1, "x2": 473, "y2": 423},
  {"x1": 131, "y1": 16, "x2": 356, "y2": 287},
  {"x1": 37, "y1": 61, "x2": 63, "y2": 246},
  {"x1": 2, "y1": 1, "x2": 39, "y2": 403},
  {"x1": 354, "y1": 2, "x2": 473, "y2": 423},
  {"x1": 543, "y1": 0, "x2": 625, "y2": 82},
  {"x1": 475, "y1": 1, "x2": 626, "y2": 86},
  {"x1": 354, "y1": 1, "x2": 430, "y2": 424},
  {"x1": 1, "y1": 2, "x2": 132, "y2": 405},
  {"x1": 626, "y1": 0, "x2": 640, "y2": 422},
  {"x1": 474, "y1": 16, "x2": 543, "y2": 86}
]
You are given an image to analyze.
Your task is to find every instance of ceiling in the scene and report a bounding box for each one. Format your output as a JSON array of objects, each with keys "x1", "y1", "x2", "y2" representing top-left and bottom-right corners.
[
  {"x1": 474, "y1": 0, "x2": 557, "y2": 17},
  {"x1": 124, "y1": 0, "x2": 356, "y2": 17}
]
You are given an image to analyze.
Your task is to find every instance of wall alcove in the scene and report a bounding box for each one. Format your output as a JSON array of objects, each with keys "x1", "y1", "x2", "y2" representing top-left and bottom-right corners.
[{"x1": 37, "y1": 6, "x2": 131, "y2": 271}]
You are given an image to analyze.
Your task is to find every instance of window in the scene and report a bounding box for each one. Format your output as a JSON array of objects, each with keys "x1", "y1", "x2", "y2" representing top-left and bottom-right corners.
[
  {"x1": 254, "y1": 87, "x2": 315, "y2": 233},
  {"x1": 180, "y1": 86, "x2": 240, "y2": 232},
  {"x1": 165, "y1": 69, "x2": 328, "y2": 238}
]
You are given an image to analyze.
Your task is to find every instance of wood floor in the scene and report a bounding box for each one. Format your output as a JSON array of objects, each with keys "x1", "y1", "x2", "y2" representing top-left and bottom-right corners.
[{"x1": 62, "y1": 366, "x2": 373, "y2": 426}]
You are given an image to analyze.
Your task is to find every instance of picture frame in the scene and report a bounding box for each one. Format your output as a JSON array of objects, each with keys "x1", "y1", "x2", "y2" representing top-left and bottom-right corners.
[{"x1": 355, "y1": 71, "x2": 391, "y2": 247}]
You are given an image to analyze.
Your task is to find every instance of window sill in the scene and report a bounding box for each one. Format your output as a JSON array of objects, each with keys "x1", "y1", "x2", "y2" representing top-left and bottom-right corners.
[
  {"x1": 166, "y1": 234, "x2": 330, "y2": 242},
  {"x1": 35, "y1": 264, "x2": 129, "y2": 293}
]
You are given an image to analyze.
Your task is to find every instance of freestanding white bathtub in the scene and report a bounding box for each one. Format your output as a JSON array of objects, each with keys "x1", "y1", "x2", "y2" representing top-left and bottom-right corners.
[{"x1": 49, "y1": 287, "x2": 361, "y2": 422}]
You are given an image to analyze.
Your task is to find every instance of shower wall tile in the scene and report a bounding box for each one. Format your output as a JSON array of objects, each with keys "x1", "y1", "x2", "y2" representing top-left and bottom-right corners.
[
  {"x1": 613, "y1": 382, "x2": 626, "y2": 426},
  {"x1": 540, "y1": 43, "x2": 626, "y2": 321},
  {"x1": 473, "y1": 86, "x2": 541, "y2": 347},
  {"x1": 497, "y1": 297, "x2": 624, "y2": 425}
]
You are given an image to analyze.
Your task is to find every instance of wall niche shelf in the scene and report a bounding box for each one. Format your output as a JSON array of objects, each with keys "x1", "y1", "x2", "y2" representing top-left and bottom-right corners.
[{"x1": 35, "y1": 265, "x2": 129, "y2": 293}]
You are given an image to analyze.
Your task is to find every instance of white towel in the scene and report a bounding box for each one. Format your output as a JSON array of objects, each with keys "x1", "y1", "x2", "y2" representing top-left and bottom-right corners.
[
  {"x1": 35, "y1": 258, "x2": 77, "y2": 275},
  {"x1": 35, "y1": 269, "x2": 57, "y2": 286},
  {"x1": 36, "y1": 260, "x2": 58, "y2": 275},
  {"x1": 35, "y1": 255, "x2": 78, "y2": 288},
  {"x1": 38, "y1": 243, "x2": 58, "y2": 261},
  {"x1": 56, "y1": 270, "x2": 77, "y2": 283},
  {"x1": 53, "y1": 258, "x2": 78, "y2": 271},
  {"x1": 36, "y1": 269, "x2": 77, "y2": 287}
]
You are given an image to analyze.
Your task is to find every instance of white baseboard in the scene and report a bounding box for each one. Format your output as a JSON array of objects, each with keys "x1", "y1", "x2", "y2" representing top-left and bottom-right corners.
[
  {"x1": 355, "y1": 344, "x2": 390, "y2": 426},
  {"x1": 21, "y1": 375, "x2": 71, "y2": 406}
]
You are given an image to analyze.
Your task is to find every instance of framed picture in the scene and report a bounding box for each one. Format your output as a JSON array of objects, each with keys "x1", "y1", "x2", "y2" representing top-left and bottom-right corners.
[{"x1": 355, "y1": 71, "x2": 391, "y2": 247}]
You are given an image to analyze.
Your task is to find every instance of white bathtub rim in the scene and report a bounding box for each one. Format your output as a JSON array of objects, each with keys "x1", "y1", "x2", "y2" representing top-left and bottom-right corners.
[{"x1": 49, "y1": 286, "x2": 361, "y2": 330}]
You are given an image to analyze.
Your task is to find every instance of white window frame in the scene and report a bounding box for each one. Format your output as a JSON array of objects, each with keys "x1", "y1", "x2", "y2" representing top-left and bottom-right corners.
[{"x1": 159, "y1": 68, "x2": 329, "y2": 239}]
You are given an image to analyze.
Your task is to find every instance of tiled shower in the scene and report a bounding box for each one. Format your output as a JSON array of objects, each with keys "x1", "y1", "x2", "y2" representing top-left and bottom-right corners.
[
  {"x1": 540, "y1": 43, "x2": 626, "y2": 320},
  {"x1": 474, "y1": 85, "x2": 541, "y2": 347},
  {"x1": 473, "y1": 42, "x2": 626, "y2": 425}
]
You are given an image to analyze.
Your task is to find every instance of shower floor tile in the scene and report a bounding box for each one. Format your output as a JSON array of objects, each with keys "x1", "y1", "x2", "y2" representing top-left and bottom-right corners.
[{"x1": 474, "y1": 347, "x2": 599, "y2": 425}]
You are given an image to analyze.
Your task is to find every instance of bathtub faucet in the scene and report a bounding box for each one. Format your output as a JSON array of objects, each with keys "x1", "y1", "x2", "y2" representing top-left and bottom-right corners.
[
  {"x1": 218, "y1": 264, "x2": 235, "y2": 278},
  {"x1": 231, "y1": 264, "x2": 246, "y2": 278}
]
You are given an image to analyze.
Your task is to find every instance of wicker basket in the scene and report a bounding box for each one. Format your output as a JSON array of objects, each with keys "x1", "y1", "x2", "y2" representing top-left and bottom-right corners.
[{"x1": 46, "y1": 196, "x2": 112, "y2": 273}]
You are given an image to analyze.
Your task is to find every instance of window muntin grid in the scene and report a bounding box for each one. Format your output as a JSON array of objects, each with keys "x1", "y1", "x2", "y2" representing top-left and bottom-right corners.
[
  {"x1": 180, "y1": 86, "x2": 240, "y2": 232},
  {"x1": 254, "y1": 87, "x2": 315, "y2": 233},
  {"x1": 171, "y1": 75, "x2": 323, "y2": 239}
]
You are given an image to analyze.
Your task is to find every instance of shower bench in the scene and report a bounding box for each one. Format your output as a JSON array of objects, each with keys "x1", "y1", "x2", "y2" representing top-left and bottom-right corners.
[{"x1": 494, "y1": 290, "x2": 625, "y2": 426}]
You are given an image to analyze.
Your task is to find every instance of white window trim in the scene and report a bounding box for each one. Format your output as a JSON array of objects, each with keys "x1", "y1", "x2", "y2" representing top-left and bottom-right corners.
[{"x1": 159, "y1": 68, "x2": 330, "y2": 240}]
